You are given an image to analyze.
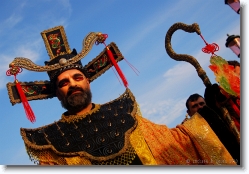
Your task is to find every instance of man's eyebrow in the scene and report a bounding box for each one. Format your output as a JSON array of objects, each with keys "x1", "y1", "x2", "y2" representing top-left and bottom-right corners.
[{"x1": 73, "y1": 73, "x2": 84, "y2": 78}]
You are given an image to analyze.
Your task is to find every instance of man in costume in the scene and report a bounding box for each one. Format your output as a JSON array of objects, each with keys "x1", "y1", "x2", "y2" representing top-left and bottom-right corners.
[
  {"x1": 186, "y1": 94, "x2": 206, "y2": 117},
  {"x1": 203, "y1": 59, "x2": 241, "y2": 165},
  {"x1": 6, "y1": 26, "x2": 237, "y2": 165},
  {"x1": 182, "y1": 93, "x2": 206, "y2": 124},
  {"x1": 181, "y1": 92, "x2": 240, "y2": 165}
]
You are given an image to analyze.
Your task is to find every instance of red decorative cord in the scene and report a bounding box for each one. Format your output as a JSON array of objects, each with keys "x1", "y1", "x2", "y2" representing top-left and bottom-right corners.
[
  {"x1": 6, "y1": 65, "x2": 36, "y2": 123},
  {"x1": 6, "y1": 65, "x2": 22, "y2": 78},
  {"x1": 96, "y1": 33, "x2": 128, "y2": 88},
  {"x1": 200, "y1": 34, "x2": 219, "y2": 56}
]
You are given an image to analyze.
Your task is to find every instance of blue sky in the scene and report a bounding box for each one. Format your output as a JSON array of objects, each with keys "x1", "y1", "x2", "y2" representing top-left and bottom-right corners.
[{"x1": 0, "y1": 0, "x2": 242, "y2": 166}]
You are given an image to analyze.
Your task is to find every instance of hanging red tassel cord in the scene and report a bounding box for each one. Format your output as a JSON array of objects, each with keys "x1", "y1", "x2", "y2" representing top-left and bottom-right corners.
[
  {"x1": 110, "y1": 66, "x2": 123, "y2": 86},
  {"x1": 96, "y1": 33, "x2": 128, "y2": 88},
  {"x1": 199, "y1": 34, "x2": 219, "y2": 56},
  {"x1": 114, "y1": 54, "x2": 140, "y2": 76},
  {"x1": 6, "y1": 65, "x2": 36, "y2": 123},
  {"x1": 105, "y1": 46, "x2": 128, "y2": 87}
]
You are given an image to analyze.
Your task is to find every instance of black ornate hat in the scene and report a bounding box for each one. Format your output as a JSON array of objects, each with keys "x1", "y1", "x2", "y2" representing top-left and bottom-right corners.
[{"x1": 6, "y1": 26, "x2": 125, "y2": 122}]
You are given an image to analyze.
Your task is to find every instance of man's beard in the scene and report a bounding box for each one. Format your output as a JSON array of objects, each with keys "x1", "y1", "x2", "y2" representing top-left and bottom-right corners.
[{"x1": 60, "y1": 86, "x2": 92, "y2": 114}]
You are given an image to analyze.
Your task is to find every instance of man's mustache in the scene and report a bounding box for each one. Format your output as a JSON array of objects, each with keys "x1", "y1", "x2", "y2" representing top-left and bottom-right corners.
[{"x1": 67, "y1": 87, "x2": 84, "y2": 97}]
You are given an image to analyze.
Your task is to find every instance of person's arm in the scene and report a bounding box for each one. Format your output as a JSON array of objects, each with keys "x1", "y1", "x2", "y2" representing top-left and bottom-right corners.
[{"x1": 197, "y1": 106, "x2": 240, "y2": 165}]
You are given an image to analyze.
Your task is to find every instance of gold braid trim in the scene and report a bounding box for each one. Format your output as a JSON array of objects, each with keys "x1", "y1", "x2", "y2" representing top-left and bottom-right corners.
[
  {"x1": 60, "y1": 104, "x2": 101, "y2": 123},
  {"x1": 26, "y1": 146, "x2": 67, "y2": 165},
  {"x1": 22, "y1": 88, "x2": 140, "y2": 164}
]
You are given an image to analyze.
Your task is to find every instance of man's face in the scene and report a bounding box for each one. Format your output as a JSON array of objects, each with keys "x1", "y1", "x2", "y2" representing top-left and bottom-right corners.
[
  {"x1": 56, "y1": 69, "x2": 92, "y2": 113},
  {"x1": 187, "y1": 97, "x2": 206, "y2": 116}
]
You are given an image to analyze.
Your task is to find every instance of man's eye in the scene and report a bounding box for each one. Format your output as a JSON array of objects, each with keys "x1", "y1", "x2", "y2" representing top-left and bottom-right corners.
[
  {"x1": 62, "y1": 82, "x2": 68, "y2": 86},
  {"x1": 75, "y1": 76, "x2": 84, "y2": 81},
  {"x1": 58, "y1": 81, "x2": 68, "y2": 88},
  {"x1": 199, "y1": 102, "x2": 205, "y2": 106}
]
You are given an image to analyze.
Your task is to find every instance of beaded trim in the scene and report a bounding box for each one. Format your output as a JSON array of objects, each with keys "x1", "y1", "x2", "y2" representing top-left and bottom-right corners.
[
  {"x1": 60, "y1": 104, "x2": 101, "y2": 123},
  {"x1": 21, "y1": 88, "x2": 138, "y2": 162}
]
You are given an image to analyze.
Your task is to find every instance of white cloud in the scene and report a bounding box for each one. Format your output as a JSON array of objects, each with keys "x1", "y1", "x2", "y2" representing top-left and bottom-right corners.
[
  {"x1": 158, "y1": 98, "x2": 186, "y2": 125},
  {"x1": 0, "y1": 13, "x2": 22, "y2": 31},
  {"x1": 0, "y1": 1, "x2": 28, "y2": 35},
  {"x1": 138, "y1": 62, "x2": 197, "y2": 102},
  {"x1": 0, "y1": 55, "x2": 14, "y2": 89},
  {"x1": 60, "y1": 0, "x2": 72, "y2": 13},
  {"x1": 140, "y1": 98, "x2": 186, "y2": 125},
  {"x1": 136, "y1": 60, "x2": 200, "y2": 126},
  {"x1": 0, "y1": 42, "x2": 41, "y2": 89}
]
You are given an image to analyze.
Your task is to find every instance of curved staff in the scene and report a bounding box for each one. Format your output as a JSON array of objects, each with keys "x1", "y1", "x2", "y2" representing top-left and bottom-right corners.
[
  {"x1": 165, "y1": 22, "x2": 240, "y2": 143},
  {"x1": 8, "y1": 32, "x2": 103, "y2": 72},
  {"x1": 165, "y1": 22, "x2": 211, "y2": 87}
]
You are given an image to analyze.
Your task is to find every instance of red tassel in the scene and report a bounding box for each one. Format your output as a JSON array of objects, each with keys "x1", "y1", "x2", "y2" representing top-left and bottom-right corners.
[
  {"x1": 15, "y1": 79, "x2": 36, "y2": 123},
  {"x1": 6, "y1": 65, "x2": 36, "y2": 123},
  {"x1": 106, "y1": 47, "x2": 128, "y2": 88},
  {"x1": 200, "y1": 34, "x2": 219, "y2": 56},
  {"x1": 95, "y1": 33, "x2": 128, "y2": 88}
]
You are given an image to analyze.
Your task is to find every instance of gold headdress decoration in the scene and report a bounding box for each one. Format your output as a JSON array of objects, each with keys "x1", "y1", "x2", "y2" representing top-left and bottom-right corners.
[{"x1": 6, "y1": 26, "x2": 126, "y2": 123}]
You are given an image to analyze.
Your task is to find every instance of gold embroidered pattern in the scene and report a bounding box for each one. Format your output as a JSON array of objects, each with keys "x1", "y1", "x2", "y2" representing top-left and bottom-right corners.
[
  {"x1": 35, "y1": 106, "x2": 153, "y2": 165},
  {"x1": 21, "y1": 88, "x2": 142, "y2": 165},
  {"x1": 137, "y1": 116, "x2": 196, "y2": 164},
  {"x1": 130, "y1": 115, "x2": 157, "y2": 165},
  {"x1": 137, "y1": 113, "x2": 236, "y2": 165},
  {"x1": 183, "y1": 113, "x2": 237, "y2": 165}
]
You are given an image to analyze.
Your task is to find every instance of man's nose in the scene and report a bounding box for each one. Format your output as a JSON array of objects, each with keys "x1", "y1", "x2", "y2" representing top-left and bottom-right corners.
[{"x1": 69, "y1": 79, "x2": 78, "y2": 87}]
